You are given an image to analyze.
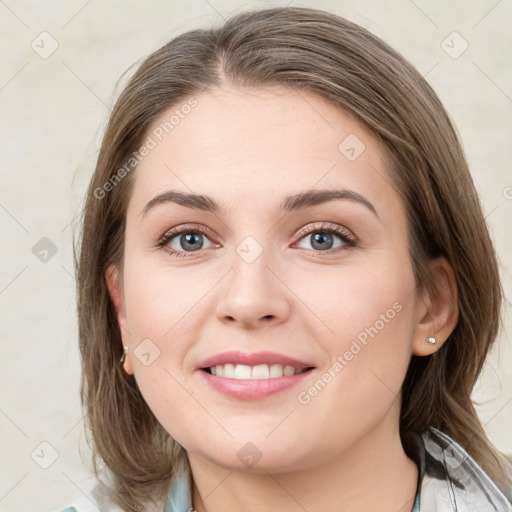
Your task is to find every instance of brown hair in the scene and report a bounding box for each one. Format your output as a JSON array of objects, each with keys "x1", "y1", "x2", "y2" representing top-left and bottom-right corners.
[{"x1": 74, "y1": 6, "x2": 511, "y2": 510}]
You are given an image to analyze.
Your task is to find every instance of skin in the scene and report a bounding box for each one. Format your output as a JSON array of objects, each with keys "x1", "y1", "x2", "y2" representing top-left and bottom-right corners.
[{"x1": 106, "y1": 84, "x2": 458, "y2": 511}]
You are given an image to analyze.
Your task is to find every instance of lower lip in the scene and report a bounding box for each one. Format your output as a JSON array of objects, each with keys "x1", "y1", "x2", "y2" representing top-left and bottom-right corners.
[{"x1": 197, "y1": 369, "x2": 315, "y2": 400}]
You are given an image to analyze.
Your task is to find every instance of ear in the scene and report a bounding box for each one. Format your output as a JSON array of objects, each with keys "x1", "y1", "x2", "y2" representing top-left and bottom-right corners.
[
  {"x1": 105, "y1": 264, "x2": 133, "y2": 375},
  {"x1": 412, "y1": 257, "x2": 459, "y2": 356}
]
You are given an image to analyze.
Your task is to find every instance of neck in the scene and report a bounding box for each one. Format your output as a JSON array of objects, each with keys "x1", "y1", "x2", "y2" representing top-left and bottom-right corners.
[{"x1": 188, "y1": 411, "x2": 418, "y2": 512}]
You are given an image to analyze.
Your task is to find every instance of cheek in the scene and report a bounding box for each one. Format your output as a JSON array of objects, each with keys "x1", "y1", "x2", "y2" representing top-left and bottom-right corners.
[
  {"x1": 291, "y1": 251, "x2": 415, "y2": 348},
  {"x1": 120, "y1": 257, "x2": 218, "y2": 441},
  {"x1": 291, "y1": 292, "x2": 415, "y2": 462},
  {"x1": 122, "y1": 255, "x2": 208, "y2": 340},
  {"x1": 292, "y1": 254, "x2": 416, "y2": 407}
]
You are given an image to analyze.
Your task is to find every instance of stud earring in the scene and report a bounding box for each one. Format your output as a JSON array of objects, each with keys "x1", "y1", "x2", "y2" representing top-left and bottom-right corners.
[
  {"x1": 120, "y1": 346, "x2": 129, "y2": 364},
  {"x1": 426, "y1": 336, "x2": 437, "y2": 345}
]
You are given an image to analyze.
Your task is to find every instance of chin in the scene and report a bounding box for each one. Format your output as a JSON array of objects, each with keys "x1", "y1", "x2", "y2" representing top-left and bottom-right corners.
[{"x1": 188, "y1": 436, "x2": 316, "y2": 474}]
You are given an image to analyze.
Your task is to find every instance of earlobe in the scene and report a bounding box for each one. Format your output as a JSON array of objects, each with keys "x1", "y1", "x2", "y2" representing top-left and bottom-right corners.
[
  {"x1": 105, "y1": 265, "x2": 134, "y2": 375},
  {"x1": 412, "y1": 257, "x2": 459, "y2": 356},
  {"x1": 120, "y1": 345, "x2": 133, "y2": 375}
]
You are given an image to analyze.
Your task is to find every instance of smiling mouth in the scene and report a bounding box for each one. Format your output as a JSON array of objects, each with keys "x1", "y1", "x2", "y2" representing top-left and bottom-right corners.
[{"x1": 202, "y1": 363, "x2": 315, "y2": 379}]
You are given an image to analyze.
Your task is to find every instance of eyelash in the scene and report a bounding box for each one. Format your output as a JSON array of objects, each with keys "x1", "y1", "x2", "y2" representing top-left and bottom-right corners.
[{"x1": 157, "y1": 222, "x2": 357, "y2": 258}]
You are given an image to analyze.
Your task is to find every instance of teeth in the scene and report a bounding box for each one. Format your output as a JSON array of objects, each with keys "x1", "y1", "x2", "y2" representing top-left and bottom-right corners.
[
  {"x1": 209, "y1": 363, "x2": 306, "y2": 379},
  {"x1": 283, "y1": 365, "x2": 295, "y2": 376},
  {"x1": 270, "y1": 363, "x2": 284, "y2": 378},
  {"x1": 234, "y1": 364, "x2": 252, "y2": 379},
  {"x1": 252, "y1": 364, "x2": 270, "y2": 379}
]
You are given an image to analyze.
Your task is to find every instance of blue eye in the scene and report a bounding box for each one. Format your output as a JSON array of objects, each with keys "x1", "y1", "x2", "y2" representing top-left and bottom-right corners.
[
  {"x1": 294, "y1": 222, "x2": 356, "y2": 253},
  {"x1": 158, "y1": 225, "x2": 215, "y2": 257},
  {"x1": 298, "y1": 231, "x2": 344, "y2": 251},
  {"x1": 157, "y1": 222, "x2": 356, "y2": 257}
]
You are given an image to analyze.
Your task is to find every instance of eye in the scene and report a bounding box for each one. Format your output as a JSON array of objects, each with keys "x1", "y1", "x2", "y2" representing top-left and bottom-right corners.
[
  {"x1": 157, "y1": 221, "x2": 356, "y2": 258},
  {"x1": 157, "y1": 224, "x2": 217, "y2": 257},
  {"x1": 294, "y1": 222, "x2": 356, "y2": 253}
]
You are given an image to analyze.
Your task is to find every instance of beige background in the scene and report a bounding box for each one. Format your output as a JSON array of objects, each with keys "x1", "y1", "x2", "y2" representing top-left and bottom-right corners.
[{"x1": 0, "y1": 0, "x2": 511, "y2": 510}]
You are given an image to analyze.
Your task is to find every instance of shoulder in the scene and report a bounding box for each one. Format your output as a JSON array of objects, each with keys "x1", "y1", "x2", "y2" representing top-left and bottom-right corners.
[
  {"x1": 55, "y1": 501, "x2": 124, "y2": 512},
  {"x1": 54, "y1": 499, "x2": 125, "y2": 512},
  {"x1": 418, "y1": 427, "x2": 512, "y2": 510},
  {"x1": 53, "y1": 476, "x2": 126, "y2": 512}
]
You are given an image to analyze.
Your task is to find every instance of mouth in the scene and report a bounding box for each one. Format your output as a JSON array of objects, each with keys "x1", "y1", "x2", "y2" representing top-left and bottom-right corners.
[
  {"x1": 201, "y1": 363, "x2": 314, "y2": 379},
  {"x1": 196, "y1": 351, "x2": 316, "y2": 400}
]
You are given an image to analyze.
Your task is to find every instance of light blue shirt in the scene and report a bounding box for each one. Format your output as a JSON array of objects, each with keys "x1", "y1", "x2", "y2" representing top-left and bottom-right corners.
[{"x1": 59, "y1": 427, "x2": 512, "y2": 511}]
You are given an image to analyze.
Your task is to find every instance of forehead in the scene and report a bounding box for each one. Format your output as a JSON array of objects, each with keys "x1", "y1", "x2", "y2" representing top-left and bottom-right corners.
[
  {"x1": 144, "y1": 85, "x2": 371, "y2": 161},
  {"x1": 128, "y1": 85, "x2": 401, "y2": 219}
]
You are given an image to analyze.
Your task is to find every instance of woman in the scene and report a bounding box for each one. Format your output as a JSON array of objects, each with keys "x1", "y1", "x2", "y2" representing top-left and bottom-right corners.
[{"x1": 66, "y1": 6, "x2": 512, "y2": 511}]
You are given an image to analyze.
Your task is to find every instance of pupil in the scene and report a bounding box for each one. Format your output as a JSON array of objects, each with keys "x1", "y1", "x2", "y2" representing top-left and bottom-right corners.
[
  {"x1": 182, "y1": 233, "x2": 203, "y2": 251},
  {"x1": 312, "y1": 232, "x2": 332, "y2": 250}
]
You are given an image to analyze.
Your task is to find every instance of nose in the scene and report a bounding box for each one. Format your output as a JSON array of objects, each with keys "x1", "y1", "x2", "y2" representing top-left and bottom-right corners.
[{"x1": 215, "y1": 246, "x2": 291, "y2": 329}]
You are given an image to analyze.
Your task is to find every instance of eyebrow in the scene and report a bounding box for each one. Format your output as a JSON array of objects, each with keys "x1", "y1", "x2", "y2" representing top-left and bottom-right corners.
[{"x1": 141, "y1": 188, "x2": 378, "y2": 218}]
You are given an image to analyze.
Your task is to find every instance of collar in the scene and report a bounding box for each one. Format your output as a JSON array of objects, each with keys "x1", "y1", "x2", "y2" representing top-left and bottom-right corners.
[
  {"x1": 165, "y1": 428, "x2": 512, "y2": 512},
  {"x1": 410, "y1": 427, "x2": 512, "y2": 511}
]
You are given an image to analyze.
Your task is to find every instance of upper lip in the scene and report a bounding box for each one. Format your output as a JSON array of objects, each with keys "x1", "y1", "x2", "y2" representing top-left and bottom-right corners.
[{"x1": 197, "y1": 351, "x2": 315, "y2": 370}]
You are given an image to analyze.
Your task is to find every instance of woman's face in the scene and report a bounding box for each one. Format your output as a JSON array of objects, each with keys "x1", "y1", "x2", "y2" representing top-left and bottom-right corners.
[{"x1": 110, "y1": 84, "x2": 429, "y2": 472}]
